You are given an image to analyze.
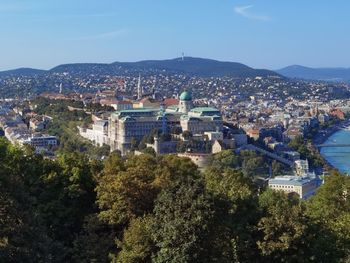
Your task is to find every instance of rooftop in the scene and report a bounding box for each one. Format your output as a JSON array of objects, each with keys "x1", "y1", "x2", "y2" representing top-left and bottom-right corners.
[
  {"x1": 190, "y1": 107, "x2": 220, "y2": 113},
  {"x1": 179, "y1": 91, "x2": 192, "y2": 101},
  {"x1": 116, "y1": 108, "x2": 160, "y2": 114},
  {"x1": 269, "y1": 176, "x2": 318, "y2": 186}
]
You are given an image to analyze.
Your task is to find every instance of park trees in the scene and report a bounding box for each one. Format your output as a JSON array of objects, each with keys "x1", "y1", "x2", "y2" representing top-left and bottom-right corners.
[
  {"x1": 257, "y1": 189, "x2": 308, "y2": 262},
  {"x1": 305, "y1": 171, "x2": 350, "y2": 260},
  {"x1": 1, "y1": 133, "x2": 350, "y2": 262}
]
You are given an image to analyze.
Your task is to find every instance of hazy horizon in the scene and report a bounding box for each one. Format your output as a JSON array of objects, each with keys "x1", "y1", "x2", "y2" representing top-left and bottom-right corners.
[{"x1": 2, "y1": 57, "x2": 350, "y2": 73}]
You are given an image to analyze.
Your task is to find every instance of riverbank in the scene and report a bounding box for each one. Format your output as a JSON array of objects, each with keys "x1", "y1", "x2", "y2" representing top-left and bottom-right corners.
[
  {"x1": 319, "y1": 128, "x2": 350, "y2": 175},
  {"x1": 313, "y1": 119, "x2": 350, "y2": 145},
  {"x1": 313, "y1": 119, "x2": 350, "y2": 174}
]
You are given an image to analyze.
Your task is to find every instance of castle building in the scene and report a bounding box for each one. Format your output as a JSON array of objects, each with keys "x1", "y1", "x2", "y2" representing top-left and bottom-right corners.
[
  {"x1": 180, "y1": 107, "x2": 223, "y2": 135},
  {"x1": 178, "y1": 91, "x2": 193, "y2": 113},
  {"x1": 107, "y1": 91, "x2": 223, "y2": 155},
  {"x1": 108, "y1": 108, "x2": 166, "y2": 154}
]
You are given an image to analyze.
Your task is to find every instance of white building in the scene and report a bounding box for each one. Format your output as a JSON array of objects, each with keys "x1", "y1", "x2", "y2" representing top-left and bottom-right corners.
[
  {"x1": 268, "y1": 160, "x2": 321, "y2": 199},
  {"x1": 79, "y1": 120, "x2": 109, "y2": 146},
  {"x1": 294, "y1": 159, "x2": 310, "y2": 176},
  {"x1": 22, "y1": 134, "x2": 58, "y2": 148},
  {"x1": 268, "y1": 175, "x2": 321, "y2": 200},
  {"x1": 180, "y1": 107, "x2": 223, "y2": 135}
]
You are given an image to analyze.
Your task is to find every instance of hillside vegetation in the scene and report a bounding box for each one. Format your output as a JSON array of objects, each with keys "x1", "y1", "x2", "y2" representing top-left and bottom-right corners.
[{"x1": 0, "y1": 139, "x2": 349, "y2": 262}]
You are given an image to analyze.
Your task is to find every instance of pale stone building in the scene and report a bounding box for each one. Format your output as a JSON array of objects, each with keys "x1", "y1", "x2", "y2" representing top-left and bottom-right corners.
[
  {"x1": 268, "y1": 175, "x2": 320, "y2": 200},
  {"x1": 107, "y1": 91, "x2": 224, "y2": 155},
  {"x1": 180, "y1": 107, "x2": 223, "y2": 135},
  {"x1": 268, "y1": 160, "x2": 321, "y2": 200},
  {"x1": 294, "y1": 159, "x2": 310, "y2": 176},
  {"x1": 79, "y1": 120, "x2": 109, "y2": 146},
  {"x1": 22, "y1": 134, "x2": 58, "y2": 148}
]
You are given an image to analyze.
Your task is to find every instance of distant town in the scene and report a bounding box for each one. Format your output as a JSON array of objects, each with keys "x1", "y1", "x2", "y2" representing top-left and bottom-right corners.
[
  {"x1": 1, "y1": 59, "x2": 350, "y2": 201},
  {"x1": 2, "y1": 0, "x2": 350, "y2": 260}
]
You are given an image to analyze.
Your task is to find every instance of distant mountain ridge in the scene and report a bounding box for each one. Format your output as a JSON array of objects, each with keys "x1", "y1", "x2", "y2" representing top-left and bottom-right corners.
[
  {"x1": 0, "y1": 68, "x2": 46, "y2": 77},
  {"x1": 0, "y1": 57, "x2": 280, "y2": 78},
  {"x1": 277, "y1": 65, "x2": 350, "y2": 82}
]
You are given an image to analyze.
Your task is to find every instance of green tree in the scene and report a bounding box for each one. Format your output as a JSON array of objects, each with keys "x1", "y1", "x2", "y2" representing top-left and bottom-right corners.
[
  {"x1": 96, "y1": 154, "x2": 158, "y2": 226},
  {"x1": 0, "y1": 192, "x2": 52, "y2": 263},
  {"x1": 257, "y1": 189, "x2": 308, "y2": 262},
  {"x1": 210, "y1": 150, "x2": 240, "y2": 170},
  {"x1": 288, "y1": 135, "x2": 304, "y2": 150},
  {"x1": 72, "y1": 214, "x2": 116, "y2": 263},
  {"x1": 130, "y1": 137, "x2": 139, "y2": 151},
  {"x1": 272, "y1": 160, "x2": 284, "y2": 176},
  {"x1": 115, "y1": 215, "x2": 155, "y2": 263},
  {"x1": 305, "y1": 171, "x2": 350, "y2": 260},
  {"x1": 204, "y1": 167, "x2": 259, "y2": 262},
  {"x1": 0, "y1": 139, "x2": 51, "y2": 262},
  {"x1": 153, "y1": 154, "x2": 200, "y2": 189},
  {"x1": 142, "y1": 147, "x2": 156, "y2": 156},
  {"x1": 242, "y1": 155, "x2": 267, "y2": 178},
  {"x1": 8, "y1": 148, "x2": 100, "y2": 260},
  {"x1": 288, "y1": 136, "x2": 324, "y2": 168},
  {"x1": 40, "y1": 152, "x2": 98, "y2": 245},
  {"x1": 151, "y1": 180, "x2": 214, "y2": 263},
  {"x1": 176, "y1": 141, "x2": 187, "y2": 153}
]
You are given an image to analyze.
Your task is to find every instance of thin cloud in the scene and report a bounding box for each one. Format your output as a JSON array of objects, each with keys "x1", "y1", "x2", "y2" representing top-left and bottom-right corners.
[
  {"x1": 52, "y1": 13, "x2": 118, "y2": 19},
  {"x1": 69, "y1": 29, "x2": 129, "y2": 41},
  {"x1": 30, "y1": 13, "x2": 118, "y2": 23},
  {"x1": 0, "y1": 3, "x2": 29, "y2": 13},
  {"x1": 234, "y1": 5, "x2": 270, "y2": 21}
]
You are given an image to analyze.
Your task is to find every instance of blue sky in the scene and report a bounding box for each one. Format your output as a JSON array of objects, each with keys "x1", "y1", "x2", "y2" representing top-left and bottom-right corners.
[{"x1": 1, "y1": 0, "x2": 349, "y2": 70}]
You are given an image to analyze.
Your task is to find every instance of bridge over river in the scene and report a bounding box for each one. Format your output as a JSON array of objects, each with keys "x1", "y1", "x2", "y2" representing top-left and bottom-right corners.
[{"x1": 316, "y1": 144, "x2": 350, "y2": 148}]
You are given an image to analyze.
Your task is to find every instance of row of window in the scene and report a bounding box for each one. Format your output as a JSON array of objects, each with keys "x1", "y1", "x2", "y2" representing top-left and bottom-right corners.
[{"x1": 270, "y1": 184, "x2": 294, "y2": 189}]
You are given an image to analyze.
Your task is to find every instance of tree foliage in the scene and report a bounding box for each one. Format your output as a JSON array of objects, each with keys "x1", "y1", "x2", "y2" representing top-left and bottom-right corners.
[
  {"x1": 151, "y1": 179, "x2": 214, "y2": 263},
  {"x1": 257, "y1": 189, "x2": 308, "y2": 262},
  {"x1": 115, "y1": 216, "x2": 155, "y2": 263},
  {"x1": 1, "y1": 136, "x2": 350, "y2": 262}
]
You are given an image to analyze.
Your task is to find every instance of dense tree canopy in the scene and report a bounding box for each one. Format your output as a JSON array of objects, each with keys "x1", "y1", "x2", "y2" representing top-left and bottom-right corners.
[
  {"x1": 257, "y1": 189, "x2": 308, "y2": 262},
  {"x1": 0, "y1": 138, "x2": 349, "y2": 262}
]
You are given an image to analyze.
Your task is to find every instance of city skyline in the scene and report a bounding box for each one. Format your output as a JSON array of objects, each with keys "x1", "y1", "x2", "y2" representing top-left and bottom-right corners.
[{"x1": 1, "y1": 0, "x2": 350, "y2": 70}]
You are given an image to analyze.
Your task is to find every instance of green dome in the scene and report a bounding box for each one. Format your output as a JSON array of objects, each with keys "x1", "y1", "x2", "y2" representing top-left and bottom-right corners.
[{"x1": 179, "y1": 91, "x2": 192, "y2": 101}]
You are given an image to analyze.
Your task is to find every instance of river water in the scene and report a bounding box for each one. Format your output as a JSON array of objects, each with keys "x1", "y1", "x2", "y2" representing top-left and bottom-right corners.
[{"x1": 320, "y1": 128, "x2": 350, "y2": 174}]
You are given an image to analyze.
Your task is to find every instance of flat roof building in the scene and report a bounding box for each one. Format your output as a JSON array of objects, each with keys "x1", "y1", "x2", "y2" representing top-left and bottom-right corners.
[{"x1": 268, "y1": 175, "x2": 321, "y2": 200}]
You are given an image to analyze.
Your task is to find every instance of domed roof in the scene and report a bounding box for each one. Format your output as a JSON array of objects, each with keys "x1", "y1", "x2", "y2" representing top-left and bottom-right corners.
[{"x1": 179, "y1": 91, "x2": 192, "y2": 101}]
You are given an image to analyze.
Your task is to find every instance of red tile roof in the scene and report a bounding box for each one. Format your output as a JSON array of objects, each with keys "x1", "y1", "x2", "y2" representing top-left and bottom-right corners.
[{"x1": 163, "y1": 98, "x2": 179, "y2": 107}]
